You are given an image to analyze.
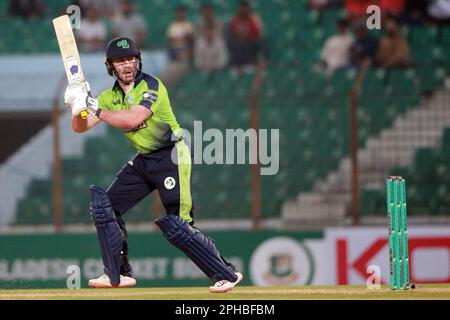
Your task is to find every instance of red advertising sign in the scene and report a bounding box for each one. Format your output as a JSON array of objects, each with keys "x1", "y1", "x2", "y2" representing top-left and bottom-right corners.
[{"x1": 326, "y1": 227, "x2": 450, "y2": 285}]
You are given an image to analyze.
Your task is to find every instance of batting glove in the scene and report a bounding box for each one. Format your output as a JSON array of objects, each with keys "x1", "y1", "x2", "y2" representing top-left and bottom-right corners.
[
  {"x1": 84, "y1": 82, "x2": 99, "y2": 116},
  {"x1": 64, "y1": 83, "x2": 87, "y2": 113}
]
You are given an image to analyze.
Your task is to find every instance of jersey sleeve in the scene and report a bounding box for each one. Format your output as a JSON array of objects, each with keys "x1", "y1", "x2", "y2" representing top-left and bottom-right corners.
[
  {"x1": 139, "y1": 90, "x2": 159, "y2": 110},
  {"x1": 97, "y1": 90, "x2": 112, "y2": 110},
  {"x1": 138, "y1": 76, "x2": 165, "y2": 113}
]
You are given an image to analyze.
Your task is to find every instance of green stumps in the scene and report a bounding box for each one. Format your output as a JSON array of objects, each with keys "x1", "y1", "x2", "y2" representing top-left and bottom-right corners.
[{"x1": 386, "y1": 176, "x2": 410, "y2": 290}]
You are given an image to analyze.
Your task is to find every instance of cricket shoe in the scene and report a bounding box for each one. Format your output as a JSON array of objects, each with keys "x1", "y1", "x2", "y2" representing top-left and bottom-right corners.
[
  {"x1": 88, "y1": 274, "x2": 136, "y2": 288},
  {"x1": 209, "y1": 272, "x2": 243, "y2": 293}
]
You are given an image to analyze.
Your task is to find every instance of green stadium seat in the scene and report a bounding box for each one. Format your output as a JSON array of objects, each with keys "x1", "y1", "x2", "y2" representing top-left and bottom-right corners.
[
  {"x1": 362, "y1": 124, "x2": 450, "y2": 216},
  {"x1": 361, "y1": 190, "x2": 385, "y2": 215},
  {"x1": 0, "y1": 1, "x2": 8, "y2": 14},
  {"x1": 409, "y1": 26, "x2": 438, "y2": 47}
]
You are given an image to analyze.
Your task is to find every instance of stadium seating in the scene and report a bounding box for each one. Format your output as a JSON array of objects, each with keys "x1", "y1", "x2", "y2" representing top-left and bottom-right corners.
[
  {"x1": 361, "y1": 128, "x2": 450, "y2": 216},
  {"x1": 11, "y1": 1, "x2": 450, "y2": 225}
]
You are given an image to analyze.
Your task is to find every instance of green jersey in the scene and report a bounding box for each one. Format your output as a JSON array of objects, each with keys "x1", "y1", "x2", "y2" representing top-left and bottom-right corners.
[{"x1": 97, "y1": 72, "x2": 182, "y2": 154}]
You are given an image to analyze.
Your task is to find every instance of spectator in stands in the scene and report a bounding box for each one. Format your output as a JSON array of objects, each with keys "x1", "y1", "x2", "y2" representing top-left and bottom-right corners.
[
  {"x1": 195, "y1": 3, "x2": 225, "y2": 40},
  {"x1": 376, "y1": 17, "x2": 412, "y2": 69},
  {"x1": 379, "y1": 0, "x2": 404, "y2": 19},
  {"x1": 428, "y1": 0, "x2": 450, "y2": 24},
  {"x1": 320, "y1": 18, "x2": 353, "y2": 77},
  {"x1": 160, "y1": 5, "x2": 194, "y2": 88},
  {"x1": 111, "y1": 0, "x2": 147, "y2": 49},
  {"x1": 400, "y1": 0, "x2": 430, "y2": 26},
  {"x1": 76, "y1": 8, "x2": 106, "y2": 53},
  {"x1": 166, "y1": 5, "x2": 194, "y2": 63},
  {"x1": 194, "y1": 25, "x2": 228, "y2": 74},
  {"x1": 7, "y1": 0, "x2": 46, "y2": 20},
  {"x1": 73, "y1": 0, "x2": 119, "y2": 18},
  {"x1": 345, "y1": 0, "x2": 373, "y2": 21},
  {"x1": 350, "y1": 21, "x2": 379, "y2": 68},
  {"x1": 229, "y1": 1, "x2": 263, "y2": 41},
  {"x1": 228, "y1": 1, "x2": 267, "y2": 74}
]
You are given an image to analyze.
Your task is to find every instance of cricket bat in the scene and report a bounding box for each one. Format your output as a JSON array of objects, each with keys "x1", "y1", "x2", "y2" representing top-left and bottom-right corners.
[{"x1": 53, "y1": 15, "x2": 88, "y2": 119}]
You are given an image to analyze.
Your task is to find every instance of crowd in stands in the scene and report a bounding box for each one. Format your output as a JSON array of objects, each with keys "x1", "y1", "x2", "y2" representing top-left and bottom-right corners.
[
  {"x1": 160, "y1": 0, "x2": 268, "y2": 87},
  {"x1": 320, "y1": 0, "x2": 450, "y2": 77},
  {"x1": 5, "y1": 0, "x2": 267, "y2": 88},
  {"x1": 309, "y1": 0, "x2": 450, "y2": 25},
  {"x1": 5, "y1": 0, "x2": 450, "y2": 84},
  {"x1": 6, "y1": 0, "x2": 46, "y2": 20},
  {"x1": 321, "y1": 15, "x2": 411, "y2": 76}
]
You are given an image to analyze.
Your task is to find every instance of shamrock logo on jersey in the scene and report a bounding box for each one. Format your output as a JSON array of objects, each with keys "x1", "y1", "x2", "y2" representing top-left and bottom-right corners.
[
  {"x1": 127, "y1": 94, "x2": 134, "y2": 105},
  {"x1": 164, "y1": 177, "x2": 176, "y2": 190},
  {"x1": 117, "y1": 40, "x2": 130, "y2": 49}
]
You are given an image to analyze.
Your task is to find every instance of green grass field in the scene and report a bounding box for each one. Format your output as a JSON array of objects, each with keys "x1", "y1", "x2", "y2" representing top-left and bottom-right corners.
[{"x1": 0, "y1": 284, "x2": 449, "y2": 300}]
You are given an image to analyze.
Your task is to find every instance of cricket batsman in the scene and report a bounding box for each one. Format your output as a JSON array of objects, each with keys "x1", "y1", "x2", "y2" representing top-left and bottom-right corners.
[{"x1": 64, "y1": 37, "x2": 243, "y2": 293}]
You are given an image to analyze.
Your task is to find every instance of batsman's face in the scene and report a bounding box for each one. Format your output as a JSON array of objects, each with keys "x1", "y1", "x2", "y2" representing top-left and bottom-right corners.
[{"x1": 112, "y1": 56, "x2": 138, "y2": 82}]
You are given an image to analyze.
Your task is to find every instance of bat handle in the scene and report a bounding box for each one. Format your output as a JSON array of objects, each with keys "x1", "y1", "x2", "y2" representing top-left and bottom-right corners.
[{"x1": 81, "y1": 110, "x2": 88, "y2": 119}]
